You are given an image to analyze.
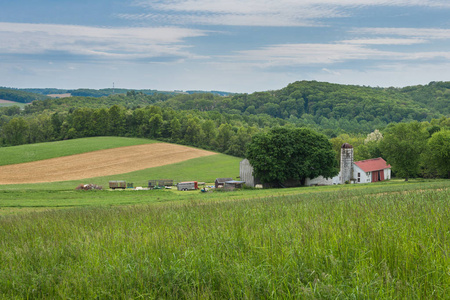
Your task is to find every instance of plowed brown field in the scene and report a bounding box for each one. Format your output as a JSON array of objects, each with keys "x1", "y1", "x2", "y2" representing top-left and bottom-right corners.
[{"x1": 0, "y1": 143, "x2": 216, "y2": 184}]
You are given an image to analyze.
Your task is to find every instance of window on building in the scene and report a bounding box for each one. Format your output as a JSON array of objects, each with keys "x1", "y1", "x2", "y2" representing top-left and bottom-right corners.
[
  {"x1": 358, "y1": 178, "x2": 360, "y2": 182},
  {"x1": 358, "y1": 173, "x2": 360, "y2": 178}
]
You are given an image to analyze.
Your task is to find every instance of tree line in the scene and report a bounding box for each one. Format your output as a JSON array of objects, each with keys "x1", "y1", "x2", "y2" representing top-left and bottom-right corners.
[
  {"x1": 330, "y1": 118, "x2": 450, "y2": 179},
  {"x1": 1, "y1": 101, "x2": 448, "y2": 179},
  {"x1": 0, "y1": 104, "x2": 283, "y2": 157}
]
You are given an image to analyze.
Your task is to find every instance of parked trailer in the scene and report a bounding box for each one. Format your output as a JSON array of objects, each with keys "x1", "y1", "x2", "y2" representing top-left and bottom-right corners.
[
  {"x1": 177, "y1": 181, "x2": 198, "y2": 191},
  {"x1": 109, "y1": 180, "x2": 126, "y2": 190}
]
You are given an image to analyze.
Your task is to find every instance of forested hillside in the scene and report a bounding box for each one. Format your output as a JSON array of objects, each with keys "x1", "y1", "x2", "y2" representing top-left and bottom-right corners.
[
  {"x1": 0, "y1": 88, "x2": 49, "y2": 103},
  {"x1": 0, "y1": 80, "x2": 449, "y2": 178}
]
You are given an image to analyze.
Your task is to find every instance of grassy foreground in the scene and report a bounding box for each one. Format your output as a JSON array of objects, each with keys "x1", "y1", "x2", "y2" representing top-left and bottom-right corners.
[{"x1": 1, "y1": 182, "x2": 449, "y2": 299}]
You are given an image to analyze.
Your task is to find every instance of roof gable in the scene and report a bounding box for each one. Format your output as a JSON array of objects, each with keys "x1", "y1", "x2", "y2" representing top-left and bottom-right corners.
[
  {"x1": 354, "y1": 157, "x2": 391, "y2": 172},
  {"x1": 216, "y1": 177, "x2": 233, "y2": 182}
]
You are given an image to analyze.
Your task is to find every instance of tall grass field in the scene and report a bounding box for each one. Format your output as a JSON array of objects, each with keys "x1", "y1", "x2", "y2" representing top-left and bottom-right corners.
[{"x1": 0, "y1": 138, "x2": 449, "y2": 298}]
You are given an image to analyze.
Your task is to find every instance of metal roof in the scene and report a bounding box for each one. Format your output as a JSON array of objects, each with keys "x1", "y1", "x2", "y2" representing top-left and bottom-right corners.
[
  {"x1": 341, "y1": 143, "x2": 353, "y2": 149},
  {"x1": 354, "y1": 157, "x2": 391, "y2": 172}
]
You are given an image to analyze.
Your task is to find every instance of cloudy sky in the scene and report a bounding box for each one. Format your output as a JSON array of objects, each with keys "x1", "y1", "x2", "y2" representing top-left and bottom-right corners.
[{"x1": 1, "y1": 0, "x2": 449, "y2": 93}]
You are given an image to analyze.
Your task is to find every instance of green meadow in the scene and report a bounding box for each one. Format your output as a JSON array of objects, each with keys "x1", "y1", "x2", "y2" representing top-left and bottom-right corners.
[{"x1": 0, "y1": 138, "x2": 449, "y2": 298}]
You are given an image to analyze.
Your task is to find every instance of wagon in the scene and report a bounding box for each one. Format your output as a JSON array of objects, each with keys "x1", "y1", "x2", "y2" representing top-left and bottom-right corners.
[
  {"x1": 109, "y1": 180, "x2": 126, "y2": 189},
  {"x1": 177, "y1": 181, "x2": 198, "y2": 191}
]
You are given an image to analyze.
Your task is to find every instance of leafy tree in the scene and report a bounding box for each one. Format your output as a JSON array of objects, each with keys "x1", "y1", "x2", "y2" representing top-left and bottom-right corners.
[
  {"x1": 426, "y1": 130, "x2": 450, "y2": 178},
  {"x1": 184, "y1": 117, "x2": 204, "y2": 145},
  {"x1": 1, "y1": 117, "x2": 29, "y2": 145},
  {"x1": 216, "y1": 123, "x2": 233, "y2": 152},
  {"x1": 201, "y1": 120, "x2": 216, "y2": 146},
  {"x1": 246, "y1": 127, "x2": 338, "y2": 185},
  {"x1": 107, "y1": 105, "x2": 126, "y2": 136},
  {"x1": 148, "y1": 114, "x2": 163, "y2": 138},
  {"x1": 169, "y1": 118, "x2": 182, "y2": 141},
  {"x1": 379, "y1": 122, "x2": 429, "y2": 180}
]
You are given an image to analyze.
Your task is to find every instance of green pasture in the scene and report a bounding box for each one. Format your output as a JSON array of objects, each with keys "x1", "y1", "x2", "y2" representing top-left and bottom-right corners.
[
  {"x1": 0, "y1": 182, "x2": 449, "y2": 299},
  {"x1": 0, "y1": 102, "x2": 27, "y2": 108},
  {"x1": 0, "y1": 136, "x2": 158, "y2": 166}
]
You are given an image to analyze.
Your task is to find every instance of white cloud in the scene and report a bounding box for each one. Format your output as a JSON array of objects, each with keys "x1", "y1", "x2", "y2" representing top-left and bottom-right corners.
[
  {"x1": 126, "y1": 0, "x2": 450, "y2": 26},
  {"x1": 230, "y1": 43, "x2": 398, "y2": 66},
  {"x1": 341, "y1": 38, "x2": 427, "y2": 45},
  {"x1": 353, "y1": 28, "x2": 450, "y2": 40},
  {"x1": 224, "y1": 43, "x2": 450, "y2": 68},
  {"x1": 0, "y1": 22, "x2": 208, "y2": 60}
]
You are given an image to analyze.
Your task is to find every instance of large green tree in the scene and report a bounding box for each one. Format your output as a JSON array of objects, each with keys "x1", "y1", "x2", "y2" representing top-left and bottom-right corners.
[
  {"x1": 246, "y1": 127, "x2": 338, "y2": 185},
  {"x1": 427, "y1": 129, "x2": 450, "y2": 178},
  {"x1": 379, "y1": 121, "x2": 429, "y2": 180}
]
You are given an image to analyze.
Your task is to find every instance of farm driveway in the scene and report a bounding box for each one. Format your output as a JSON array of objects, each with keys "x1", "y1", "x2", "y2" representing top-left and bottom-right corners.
[{"x1": 0, "y1": 143, "x2": 215, "y2": 184}]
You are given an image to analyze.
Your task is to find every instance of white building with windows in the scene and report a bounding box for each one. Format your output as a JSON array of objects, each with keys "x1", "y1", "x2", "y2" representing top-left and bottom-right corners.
[{"x1": 353, "y1": 157, "x2": 391, "y2": 183}]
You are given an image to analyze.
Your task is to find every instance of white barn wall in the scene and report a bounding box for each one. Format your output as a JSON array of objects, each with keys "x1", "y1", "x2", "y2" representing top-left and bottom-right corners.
[
  {"x1": 239, "y1": 159, "x2": 255, "y2": 187},
  {"x1": 305, "y1": 172, "x2": 340, "y2": 186},
  {"x1": 353, "y1": 165, "x2": 371, "y2": 183}
]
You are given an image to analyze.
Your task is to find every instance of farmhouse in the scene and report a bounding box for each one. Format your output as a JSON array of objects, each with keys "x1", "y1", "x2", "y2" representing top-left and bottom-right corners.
[
  {"x1": 240, "y1": 143, "x2": 391, "y2": 187},
  {"x1": 353, "y1": 157, "x2": 391, "y2": 183}
]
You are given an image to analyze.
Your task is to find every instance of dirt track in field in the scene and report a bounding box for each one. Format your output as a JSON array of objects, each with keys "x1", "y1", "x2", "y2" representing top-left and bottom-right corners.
[
  {"x1": 0, "y1": 143, "x2": 216, "y2": 184},
  {"x1": 0, "y1": 99, "x2": 17, "y2": 103}
]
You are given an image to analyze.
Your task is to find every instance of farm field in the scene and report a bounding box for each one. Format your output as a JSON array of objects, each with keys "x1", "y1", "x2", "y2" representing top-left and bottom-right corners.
[
  {"x1": 0, "y1": 99, "x2": 27, "y2": 108},
  {"x1": 0, "y1": 143, "x2": 215, "y2": 184},
  {"x1": 0, "y1": 137, "x2": 159, "y2": 166},
  {"x1": 0, "y1": 180, "x2": 449, "y2": 298},
  {"x1": 1, "y1": 137, "x2": 449, "y2": 298}
]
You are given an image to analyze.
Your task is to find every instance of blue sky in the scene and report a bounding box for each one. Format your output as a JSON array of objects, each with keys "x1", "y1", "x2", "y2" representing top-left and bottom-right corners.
[{"x1": 1, "y1": 0, "x2": 449, "y2": 93}]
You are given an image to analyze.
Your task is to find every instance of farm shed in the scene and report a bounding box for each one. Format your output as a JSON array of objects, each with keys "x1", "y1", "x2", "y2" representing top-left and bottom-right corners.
[
  {"x1": 224, "y1": 180, "x2": 245, "y2": 189},
  {"x1": 353, "y1": 158, "x2": 391, "y2": 183},
  {"x1": 215, "y1": 177, "x2": 233, "y2": 188}
]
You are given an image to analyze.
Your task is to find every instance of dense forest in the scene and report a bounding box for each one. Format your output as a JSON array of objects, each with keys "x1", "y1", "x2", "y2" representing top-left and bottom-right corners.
[
  {"x1": 0, "y1": 88, "x2": 49, "y2": 103},
  {"x1": 1, "y1": 80, "x2": 449, "y2": 178}
]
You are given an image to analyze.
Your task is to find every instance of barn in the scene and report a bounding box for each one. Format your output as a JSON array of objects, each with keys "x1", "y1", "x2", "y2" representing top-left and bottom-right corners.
[{"x1": 353, "y1": 157, "x2": 391, "y2": 183}]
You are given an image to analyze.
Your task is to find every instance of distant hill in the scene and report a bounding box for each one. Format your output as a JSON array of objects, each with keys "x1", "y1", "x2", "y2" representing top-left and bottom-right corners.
[
  {"x1": 0, "y1": 87, "x2": 49, "y2": 103},
  {"x1": 160, "y1": 80, "x2": 449, "y2": 123},
  {"x1": 18, "y1": 88, "x2": 233, "y2": 98}
]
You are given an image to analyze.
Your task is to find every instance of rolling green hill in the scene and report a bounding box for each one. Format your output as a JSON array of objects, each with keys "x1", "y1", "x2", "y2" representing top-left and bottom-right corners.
[{"x1": 0, "y1": 87, "x2": 49, "y2": 103}]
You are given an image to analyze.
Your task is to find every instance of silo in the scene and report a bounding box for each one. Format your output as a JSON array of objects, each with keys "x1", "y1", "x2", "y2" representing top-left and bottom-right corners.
[{"x1": 340, "y1": 143, "x2": 353, "y2": 184}]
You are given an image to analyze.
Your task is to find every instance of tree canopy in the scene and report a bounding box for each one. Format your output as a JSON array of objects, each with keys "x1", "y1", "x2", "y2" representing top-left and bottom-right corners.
[
  {"x1": 379, "y1": 122, "x2": 429, "y2": 180},
  {"x1": 246, "y1": 127, "x2": 339, "y2": 185},
  {"x1": 427, "y1": 129, "x2": 450, "y2": 178}
]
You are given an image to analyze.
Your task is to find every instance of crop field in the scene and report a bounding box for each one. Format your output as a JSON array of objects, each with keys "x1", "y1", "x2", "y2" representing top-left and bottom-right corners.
[
  {"x1": 0, "y1": 138, "x2": 449, "y2": 298},
  {"x1": 0, "y1": 100, "x2": 27, "y2": 108},
  {"x1": 0, "y1": 143, "x2": 215, "y2": 184},
  {"x1": 0, "y1": 137, "x2": 159, "y2": 166}
]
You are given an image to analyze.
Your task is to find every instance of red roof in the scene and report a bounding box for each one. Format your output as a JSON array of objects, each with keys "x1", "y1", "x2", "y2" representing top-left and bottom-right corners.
[{"x1": 354, "y1": 157, "x2": 391, "y2": 172}]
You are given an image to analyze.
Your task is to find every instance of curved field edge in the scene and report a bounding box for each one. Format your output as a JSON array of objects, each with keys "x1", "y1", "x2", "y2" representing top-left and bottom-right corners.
[
  {"x1": 0, "y1": 178, "x2": 448, "y2": 216},
  {"x1": 0, "y1": 153, "x2": 241, "y2": 191},
  {"x1": 0, "y1": 137, "x2": 158, "y2": 166}
]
